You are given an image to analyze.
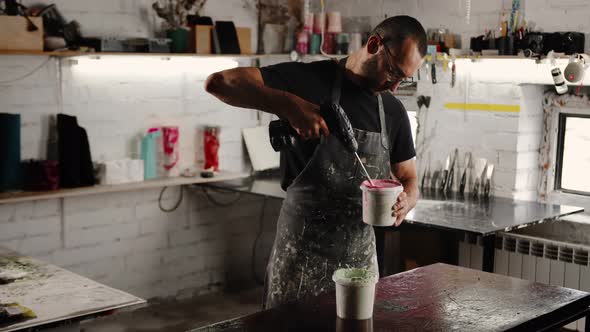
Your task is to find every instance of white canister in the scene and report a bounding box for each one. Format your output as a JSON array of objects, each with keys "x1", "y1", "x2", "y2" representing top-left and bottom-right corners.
[
  {"x1": 333, "y1": 268, "x2": 378, "y2": 320},
  {"x1": 263, "y1": 24, "x2": 286, "y2": 54},
  {"x1": 313, "y1": 13, "x2": 326, "y2": 34},
  {"x1": 327, "y1": 12, "x2": 342, "y2": 33},
  {"x1": 360, "y1": 180, "x2": 404, "y2": 227},
  {"x1": 349, "y1": 32, "x2": 363, "y2": 54}
]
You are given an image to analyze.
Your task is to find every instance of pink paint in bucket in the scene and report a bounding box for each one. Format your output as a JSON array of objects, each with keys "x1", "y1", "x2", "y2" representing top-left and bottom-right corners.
[{"x1": 360, "y1": 179, "x2": 404, "y2": 227}]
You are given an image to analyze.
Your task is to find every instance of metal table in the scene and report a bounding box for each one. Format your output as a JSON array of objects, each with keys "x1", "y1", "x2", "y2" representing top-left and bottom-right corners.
[
  {"x1": 203, "y1": 176, "x2": 584, "y2": 273},
  {"x1": 0, "y1": 247, "x2": 145, "y2": 332},
  {"x1": 190, "y1": 263, "x2": 590, "y2": 332}
]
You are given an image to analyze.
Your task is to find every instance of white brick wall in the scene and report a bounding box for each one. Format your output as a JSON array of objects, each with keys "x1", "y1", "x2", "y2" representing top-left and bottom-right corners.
[
  {"x1": 0, "y1": 1, "x2": 284, "y2": 300},
  {"x1": 0, "y1": 188, "x2": 281, "y2": 299}
]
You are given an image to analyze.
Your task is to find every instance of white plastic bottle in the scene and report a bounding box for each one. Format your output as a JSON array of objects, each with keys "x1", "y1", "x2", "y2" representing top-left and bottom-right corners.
[{"x1": 552, "y1": 68, "x2": 568, "y2": 95}]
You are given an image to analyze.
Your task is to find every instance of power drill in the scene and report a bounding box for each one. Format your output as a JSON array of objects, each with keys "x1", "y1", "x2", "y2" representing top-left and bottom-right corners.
[{"x1": 269, "y1": 101, "x2": 358, "y2": 153}]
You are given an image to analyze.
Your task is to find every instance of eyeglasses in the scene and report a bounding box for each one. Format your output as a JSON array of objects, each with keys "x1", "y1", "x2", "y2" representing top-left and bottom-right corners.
[{"x1": 377, "y1": 34, "x2": 415, "y2": 88}]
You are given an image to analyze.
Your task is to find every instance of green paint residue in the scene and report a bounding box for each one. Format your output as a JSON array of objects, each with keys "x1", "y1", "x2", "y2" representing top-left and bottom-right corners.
[
  {"x1": 333, "y1": 268, "x2": 376, "y2": 286},
  {"x1": 379, "y1": 301, "x2": 410, "y2": 313}
]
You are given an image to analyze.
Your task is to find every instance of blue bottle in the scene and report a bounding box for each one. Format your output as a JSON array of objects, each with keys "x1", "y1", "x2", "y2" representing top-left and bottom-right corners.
[{"x1": 141, "y1": 128, "x2": 161, "y2": 180}]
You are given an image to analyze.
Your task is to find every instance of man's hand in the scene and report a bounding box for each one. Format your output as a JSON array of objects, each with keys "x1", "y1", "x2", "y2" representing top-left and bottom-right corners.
[
  {"x1": 284, "y1": 96, "x2": 330, "y2": 140},
  {"x1": 392, "y1": 191, "x2": 410, "y2": 227},
  {"x1": 390, "y1": 159, "x2": 419, "y2": 227}
]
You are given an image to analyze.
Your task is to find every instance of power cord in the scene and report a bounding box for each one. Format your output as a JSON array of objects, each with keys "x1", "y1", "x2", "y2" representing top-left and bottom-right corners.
[
  {"x1": 158, "y1": 186, "x2": 184, "y2": 212},
  {"x1": 201, "y1": 186, "x2": 242, "y2": 206},
  {"x1": 0, "y1": 58, "x2": 52, "y2": 84}
]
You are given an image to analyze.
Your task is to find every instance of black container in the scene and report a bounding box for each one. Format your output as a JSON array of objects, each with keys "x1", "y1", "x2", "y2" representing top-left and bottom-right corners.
[
  {"x1": 0, "y1": 113, "x2": 21, "y2": 192},
  {"x1": 497, "y1": 36, "x2": 515, "y2": 55}
]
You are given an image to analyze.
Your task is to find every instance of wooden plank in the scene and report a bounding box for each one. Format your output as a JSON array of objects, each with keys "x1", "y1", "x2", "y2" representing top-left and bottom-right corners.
[
  {"x1": 236, "y1": 27, "x2": 252, "y2": 55},
  {"x1": 0, "y1": 247, "x2": 145, "y2": 332},
  {"x1": 0, "y1": 171, "x2": 249, "y2": 204},
  {"x1": 195, "y1": 25, "x2": 213, "y2": 54}
]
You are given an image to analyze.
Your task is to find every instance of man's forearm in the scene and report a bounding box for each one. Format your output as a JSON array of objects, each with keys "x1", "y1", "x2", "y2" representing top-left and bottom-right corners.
[
  {"x1": 206, "y1": 67, "x2": 327, "y2": 140},
  {"x1": 401, "y1": 177, "x2": 419, "y2": 209},
  {"x1": 205, "y1": 67, "x2": 293, "y2": 119}
]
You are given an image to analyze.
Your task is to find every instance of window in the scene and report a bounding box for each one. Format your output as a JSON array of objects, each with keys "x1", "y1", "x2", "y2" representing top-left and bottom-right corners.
[
  {"x1": 393, "y1": 94, "x2": 418, "y2": 145},
  {"x1": 555, "y1": 113, "x2": 590, "y2": 196}
]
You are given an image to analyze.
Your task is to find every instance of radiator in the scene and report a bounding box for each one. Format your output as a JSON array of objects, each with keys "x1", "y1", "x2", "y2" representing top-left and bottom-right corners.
[{"x1": 459, "y1": 233, "x2": 590, "y2": 331}]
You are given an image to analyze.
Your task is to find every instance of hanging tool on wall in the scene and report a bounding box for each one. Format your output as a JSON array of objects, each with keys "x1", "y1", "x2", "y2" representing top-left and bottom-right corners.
[
  {"x1": 420, "y1": 152, "x2": 431, "y2": 191},
  {"x1": 451, "y1": 55, "x2": 457, "y2": 88},
  {"x1": 431, "y1": 60, "x2": 437, "y2": 84},
  {"x1": 415, "y1": 95, "x2": 431, "y2": 159}
]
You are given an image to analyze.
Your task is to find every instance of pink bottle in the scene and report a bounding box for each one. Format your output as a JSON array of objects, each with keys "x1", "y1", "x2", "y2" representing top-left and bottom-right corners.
[{"x1": 296, "y1": 32, "x2": 309, "y2": 55}]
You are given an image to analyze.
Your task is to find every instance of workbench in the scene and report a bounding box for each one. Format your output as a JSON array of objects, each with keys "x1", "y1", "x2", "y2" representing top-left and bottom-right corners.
[
  {"x1": 0, "y1": 247, "x2": 145, "y2": 332},
  {"x1": 204, "y1": 175, "x2": 584, "y2": 274},
  {"x1": 189, "y1": 263, "x2": 590, "y2": 332}
]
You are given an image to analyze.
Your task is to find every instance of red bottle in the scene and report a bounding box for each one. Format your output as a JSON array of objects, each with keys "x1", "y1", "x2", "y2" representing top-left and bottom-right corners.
[{"x1": 204, "y1": 127, "x2": 220, "y2": 171}]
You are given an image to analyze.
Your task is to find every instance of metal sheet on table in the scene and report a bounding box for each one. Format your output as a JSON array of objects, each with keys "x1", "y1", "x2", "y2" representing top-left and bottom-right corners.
[
  {"x1": 405, "y1": 192, "x2": 584, "y2": 235},
  {"x1": 0, "y1": 247, "x2": 145, "y2": 332},
  {"x1": 204, "y1": 177, "x2": 584, "y2": 236}
]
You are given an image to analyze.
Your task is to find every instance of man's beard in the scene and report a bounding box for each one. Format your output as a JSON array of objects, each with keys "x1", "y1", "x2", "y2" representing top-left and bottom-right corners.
[{"x1": 361, "y1": 56, "x2": 395, "y2": 92}]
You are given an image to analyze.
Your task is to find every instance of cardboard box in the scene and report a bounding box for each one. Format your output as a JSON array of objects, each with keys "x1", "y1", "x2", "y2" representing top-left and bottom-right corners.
[
  {"x1": 236, "y1": 27, "x2": 252, "y2": 54},
  {"x1": 192, "y1": 25, "x2": 213, "y2": 54},
  {"x1": 0, "y1": 16, "x2": 44, "y2": 51}
]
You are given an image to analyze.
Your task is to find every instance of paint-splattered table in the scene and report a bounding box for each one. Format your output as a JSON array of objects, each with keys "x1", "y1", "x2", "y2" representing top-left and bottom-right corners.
[
  {"x1": 0, "y1": 247, "x2": 145, "y2": 332},
  {"x1": 190, "y1": 263, "x2": 590, "y2": 332}
]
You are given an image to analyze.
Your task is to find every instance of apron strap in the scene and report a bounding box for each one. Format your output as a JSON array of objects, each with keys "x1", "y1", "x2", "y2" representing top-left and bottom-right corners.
[
  {"x1": 377, "y1": 93, "x2": 389, "y2": 150},
  {"x1": 332, "y1": 60, "x2": 343, "y2": 105}
]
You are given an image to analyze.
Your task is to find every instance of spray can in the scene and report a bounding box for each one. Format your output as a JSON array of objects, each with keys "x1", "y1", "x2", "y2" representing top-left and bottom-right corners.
[{"x1": 551, "y1": 68, "x2": 568, "y2": 95}]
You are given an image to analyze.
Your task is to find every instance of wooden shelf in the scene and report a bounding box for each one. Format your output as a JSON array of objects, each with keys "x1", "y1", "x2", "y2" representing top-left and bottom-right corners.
[
  {"x1": 0, "y1": 171, "x2": 249, "y2": 204},
  {"x1": 0, "y1": 50, "x2": 348, "y2": 61},
  {"x1": 0, "y1": 50, "x2": 287, "y2": 58},
  {"x1": 2, "y1": 50, "x2": 569, "y2": 62}
]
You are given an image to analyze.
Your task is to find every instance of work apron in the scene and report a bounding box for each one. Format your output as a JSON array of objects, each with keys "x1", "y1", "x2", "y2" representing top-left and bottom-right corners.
[{"x1": 263, "y1": 62, "x2": 392, "y2": 309}]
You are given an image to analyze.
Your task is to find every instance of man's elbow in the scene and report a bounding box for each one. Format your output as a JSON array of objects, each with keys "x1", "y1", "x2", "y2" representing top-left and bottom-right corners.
[{"x1": 204, "y1": 71, "x2": 225, "y2": 96}]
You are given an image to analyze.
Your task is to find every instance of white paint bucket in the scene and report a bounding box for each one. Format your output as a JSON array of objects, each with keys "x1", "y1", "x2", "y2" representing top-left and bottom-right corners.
[
  {"x1": 360, "y1": 180, "x2": 404, "y2": 227},
  {"x1": 333, "y1": 268, "x2": 378, "y2": 320}
]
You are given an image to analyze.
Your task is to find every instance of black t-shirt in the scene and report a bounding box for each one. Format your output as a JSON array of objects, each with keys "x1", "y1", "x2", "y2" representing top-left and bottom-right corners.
[{"x1": 260, "y1": 59, "x2": 415, "y2": 190}]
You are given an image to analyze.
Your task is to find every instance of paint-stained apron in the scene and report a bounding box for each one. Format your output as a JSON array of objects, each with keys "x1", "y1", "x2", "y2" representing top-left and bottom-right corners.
[{"x1": 263, "y1": 63, "x2": 392, "y2": 309}]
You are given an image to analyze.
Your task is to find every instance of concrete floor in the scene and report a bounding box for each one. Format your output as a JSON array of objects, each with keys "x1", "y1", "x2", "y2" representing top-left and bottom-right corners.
[{"x1": 80, "y1": 288, "x2": 264, "y2": 332}]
